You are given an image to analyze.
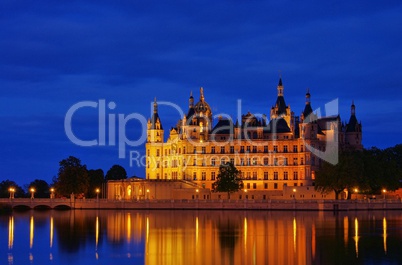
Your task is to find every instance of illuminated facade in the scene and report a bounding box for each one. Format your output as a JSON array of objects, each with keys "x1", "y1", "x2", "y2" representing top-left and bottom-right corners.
[{"x1": 145, "y1": 78, "x2": 362, "y2": 192}]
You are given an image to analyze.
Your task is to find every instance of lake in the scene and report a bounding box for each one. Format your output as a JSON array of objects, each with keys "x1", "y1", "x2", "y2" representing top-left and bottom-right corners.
[{"x1": 1, "y1": 210, "x2": 401, "y2": 265}]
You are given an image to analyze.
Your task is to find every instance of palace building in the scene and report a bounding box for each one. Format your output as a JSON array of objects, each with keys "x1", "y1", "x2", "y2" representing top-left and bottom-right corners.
[{"x1": 145, "y1": 78, "x2": 362, "y2": 193}]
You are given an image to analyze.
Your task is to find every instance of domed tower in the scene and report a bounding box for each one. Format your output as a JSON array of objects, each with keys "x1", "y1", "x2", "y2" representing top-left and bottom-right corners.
[{"x1": 183, "y1": 87, "x2": 212, "y2": 142}]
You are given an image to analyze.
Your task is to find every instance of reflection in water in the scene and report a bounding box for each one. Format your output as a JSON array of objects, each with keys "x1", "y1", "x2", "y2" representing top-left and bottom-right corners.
[
  {"x1": 50, "y1": 215, "x2": 54, "y2": 262},
  {"x1": 196, "y1": 216, "x2": 199, "y2": 245},
  {"x1": 1, "y1": 210, "x2": 402, "y2": 265},
  {"x1": 8, "y1": 216, "x2": 13, "y2": 250},
  {"x1": 95, "y1": 215, "x2": 99, "y2": 250},
  {"x1": 146, "y1": 215, "x2": 149, "y2": 256},
  {"x1": 293, "y1": 217, "x2": 297, "y2": 253},
  {"x1": 127, "y1": 213, "x2": 131, "y2": 243},
  {"x1": 343, "y1": 216, "x2": 348, "y2": 246},
  {"x1": 217, "y1": 214, "x2": 241, "y2": 265},
  {"x1": 383, "y1": 217, "x2": 387, "y2": 254},
  {"x1": 30, "y1": 215, "x2": 34, "y2": 249},
  {"x1": 243, "y1": 216, "x2": 247, "y2": 252},
  {"x1": 354, "y1": 217, "x2": 359, "y2": 258},
  {"x1": 312, "y1": 223, "x2": 315, "y2": 260},
  {"x1": 50, "y1": 216, "x2": 54, "y2": 248}
]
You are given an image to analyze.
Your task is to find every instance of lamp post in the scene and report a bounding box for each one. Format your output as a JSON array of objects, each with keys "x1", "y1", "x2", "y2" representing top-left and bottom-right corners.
[
  {"x1": 96, "y1": 188, "x2": 100, "y2": 201},
  {"x1": 50, "y1": 188, "x2": 55, "y2": 199},
  {"x1": 244, "y1": 189, "x2": 248, "y2": 200},
  {"x1": 292, "y1": 188, "x2": 297, "y2": 199},
  {"x1": 354, "y1": 188, "x2": 359, "y2": 200},
  {"x1": 146, "y1": 189, "x2": 150, "y2": 200},
  {"x1": 382, "y1": 189, "x2": 387, "y2": 200},
  {"x1": 9, "y1": 187, "x2": 15, "y2": 199},
  {"x1": 30, "y1": 188, "x2": 35, "y2": 199},
  {"x1": 196, "y1": 189, "x2": 199, "y2": 200}
]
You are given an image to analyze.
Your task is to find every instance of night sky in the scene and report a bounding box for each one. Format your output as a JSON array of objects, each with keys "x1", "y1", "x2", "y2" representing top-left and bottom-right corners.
[{"x1": 1, "y1": 1, "x2": 402, "y2": 186}]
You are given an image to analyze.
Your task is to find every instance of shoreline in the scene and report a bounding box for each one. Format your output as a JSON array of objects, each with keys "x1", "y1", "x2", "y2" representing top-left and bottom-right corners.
[{"x1": 1, "y1": 198, "x2": 402, "y2": 211}]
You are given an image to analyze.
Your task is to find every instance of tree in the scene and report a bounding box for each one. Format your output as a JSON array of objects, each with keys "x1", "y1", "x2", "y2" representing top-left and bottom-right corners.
[
  {"x1": 212, "y1": 162, "x2": 243, "y2": 199},
  {"x1": 88, "y1": 169, "x2": 105, "y2": 198},
  {"x1": 315, "y1": 151, "x2": 363, "y2": 200},
  {"x1": 364, "y1": 147, "x2": 400, "y2": 193},
  {"x1": 54, "y1": 156, "x2": 89, "y2": 197},
  {"x1": 315, "y1": 147, "x2": 402, "y2": 199},
  {"x1": 0, "y1": 180, "x2": 25, "y2": 198},
  {"x1": 27, "y1": 179, "x2": 50, "y2": 198},
  {"x1": 105, "y1": 165, "x2": 127, "y2": 181}
]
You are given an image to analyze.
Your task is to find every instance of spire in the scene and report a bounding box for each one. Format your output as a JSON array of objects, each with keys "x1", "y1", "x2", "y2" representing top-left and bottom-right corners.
[
  {"x1": 302, "y1": 88, "x2": 313, "y2": 120},
  {"x1": 189, "y1": 91, "x2": 194, "y2": 108},
  {"x1": 200, "y1": 87, "x2": 205, "y2": 101},
  {"x1": 305, "y1": 88, "x2": 311, "y2": 105},
  {"x1": 346, "y1": 100, "x2": 358, "y2": 132},
  {"x1": 150, "y1": 97, "x2": 163, "y2": 130},
  {"x1": 277, "y1": 77, "x2": 284, "y2": 96},
  {"x1": 273, "y1": 76, "x2": 287, "y2": 116},
  {"x1": 153, "y1": 97, "x2": 158, "y2": 113}
]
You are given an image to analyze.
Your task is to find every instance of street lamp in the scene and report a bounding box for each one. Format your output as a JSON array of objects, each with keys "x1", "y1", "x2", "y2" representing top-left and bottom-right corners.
[
  {"x1": 382, "y1": 189, "x2": 387, "y2": 200},
  {"x1": 146, "y1": 189, "x2": 150, "y2": 200},
  {"x1": 354, "y1": 188, "x2": 359, "y2": 200},
  {"x1": 50, "y1": 188, "x2": 55, "y2": 199},
  {"x1": 30, "y1": 188, "x2": 35, "y2": 199},
  {"x1": 293, "y1": 188, "x2": 297, "y2": 198},
  {"x1": 9, "y1": 187, "x2": 15, "y2": 199},
  {"x1": 96, "y1": 188, "x2": 100, "y2": 200},
  {"x1": 195, "y1": 189, "x2": 199, "y2": 199}
]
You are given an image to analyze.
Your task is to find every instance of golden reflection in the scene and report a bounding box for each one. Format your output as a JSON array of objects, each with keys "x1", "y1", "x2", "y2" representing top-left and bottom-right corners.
[
  {"x1": 146, "y1": 216, "x2": 149, "y2": 255},
  {"x1": 50, "y1": 216, "x2": 54, "y2": 248},
  {"x1": 354, "y1": 218, "x2": 359, "y2": 258},
  {"x1": 127, "y1": 213, "x2": 132, "y2": 243},
  {"x1": 30, "y1": 215, "x2": 34, "y2": 249},
  {"x1": 96, "y1": 215, "x2": 99, "y2": 250},
  {"x1": 8, "y1": 216, "x2": 14, "y2": 250},
  {"x1": 293, "y1": 217, "x2": 297, "y2": 253},
  {"x1": 244, "y1": 217, "x2": 248, "y2": 250},
  {"x1": 343, "y1": 216, "x2": 348, "y2": 246},
  {"x1": 383, "y1": 217, "x2": 387, "y2": 254},
  {"x1": 312, "y1": 223, "x2": 316, "y2": 259},
  {"x1": 196, "y1": 216, "x2": 199, "y2": 244}
]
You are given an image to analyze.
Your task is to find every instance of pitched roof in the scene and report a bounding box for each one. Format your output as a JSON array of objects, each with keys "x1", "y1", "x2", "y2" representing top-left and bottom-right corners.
[
  {"x1": 266, "y1": 118, "x2": 291, "y2": 133},
  {"x1": 275, "y1": 96, "x2": 287, "y2": 116},
  {"x1": 150, "y1": 112, "x2": 163, "y2": 130},
  {"x1": 211, "y1": 118, "x2": 233, "y2": 134},
  {"x1": 346, "y1": 114, "x2": 358, "y2": 132},
  {"x1": 302, "y1": 104, "x2": 313, "y2": 120}
]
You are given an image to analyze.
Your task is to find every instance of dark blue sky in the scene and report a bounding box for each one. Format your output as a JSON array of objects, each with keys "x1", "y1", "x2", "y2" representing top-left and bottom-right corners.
[{"x1": 1, "y1": 0, "x2": 402, "y2": 186}]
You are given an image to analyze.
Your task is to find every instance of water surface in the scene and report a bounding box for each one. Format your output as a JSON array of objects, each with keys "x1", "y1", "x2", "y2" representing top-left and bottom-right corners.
[{"x1": 1, "y1": 210, "x2": 401, "y2": 264}]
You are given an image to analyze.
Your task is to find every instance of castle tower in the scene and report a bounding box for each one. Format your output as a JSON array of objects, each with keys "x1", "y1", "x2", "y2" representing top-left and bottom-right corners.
[
  {"x1": 147, "y1": 98, "x2": 164, "y2": 143},
  {"x1": 344, "y1": 101, "x2": 363, "y2": 150},
  {"x1": 301, "y1": 88, "x2": 314, "y2": 122},
  {"x1": 299, "y1": 89, "x2": 318, "y2": 140},
  {"x1": 182, "y1": 87, "x2": 212, "y2": 142},
  {"x1": 270, "y1": 77, "x2": 292, "y2": 130},
  {"x1": 146, "y1": 98, "x2": 164, "y2": 180}
]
